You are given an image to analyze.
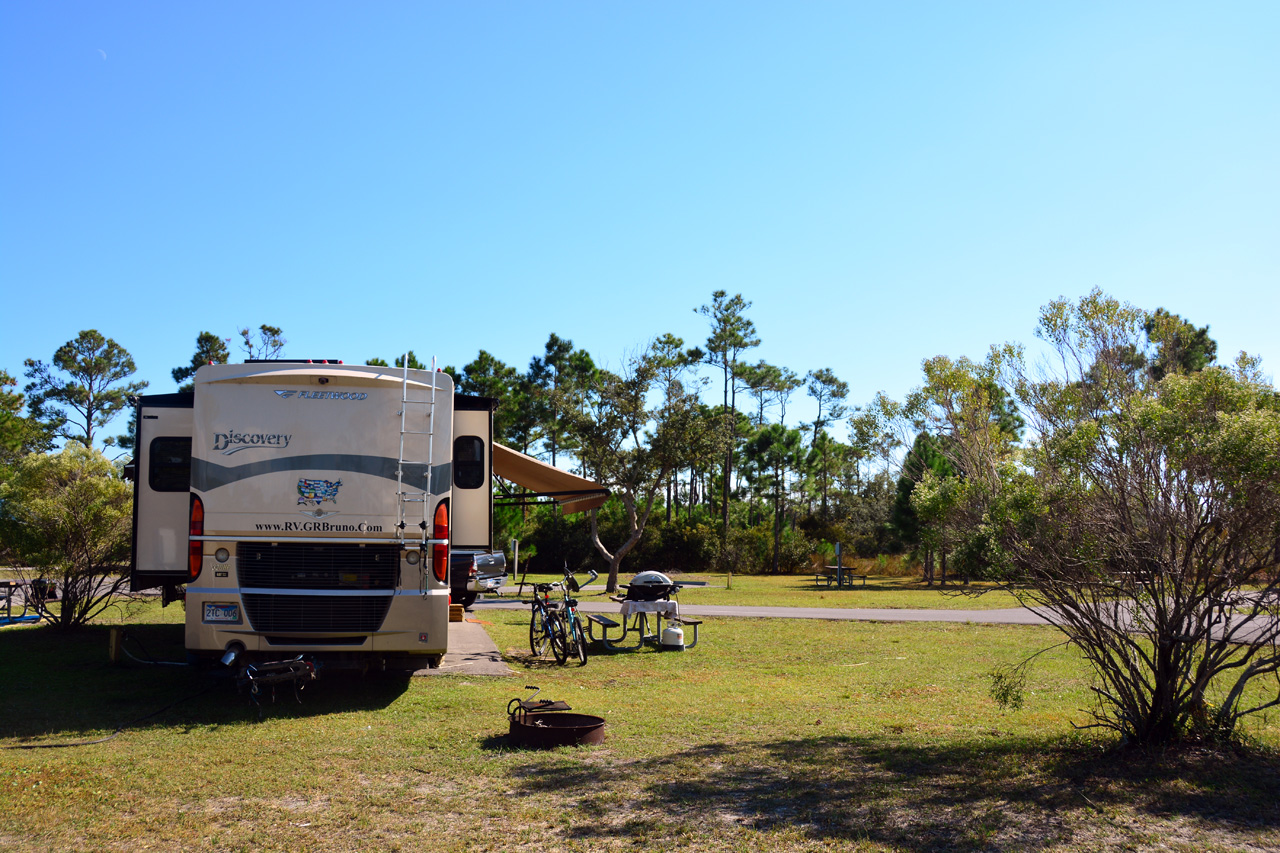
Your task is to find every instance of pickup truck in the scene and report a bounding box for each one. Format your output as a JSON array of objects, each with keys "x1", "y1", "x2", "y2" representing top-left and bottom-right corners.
[{"x1": 449, "y1": 550, "x2": 508, "y2": 609}]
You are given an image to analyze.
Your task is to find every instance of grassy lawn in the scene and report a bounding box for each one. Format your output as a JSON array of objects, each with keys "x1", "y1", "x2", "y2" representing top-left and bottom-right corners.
[
  {"x1": 672, "y1": 573, "x2": 1024, "y2": 610},
  {"x1": 2, "y1": 599, "x2": 1277, "y2": 852},
  {"x1": 510, "y1": 571, "x2": 1028, "y2": 611}
]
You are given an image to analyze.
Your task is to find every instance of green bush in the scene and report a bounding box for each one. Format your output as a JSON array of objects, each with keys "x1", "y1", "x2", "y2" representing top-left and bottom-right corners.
[
  {"x1": 0, "y1": 445, "x2": 133, "y2": 630},
  {"x1": 774, "y1": 527, "x2": 819, "y2": 572},
  {"x1": 718, "y1": 525, "x2": 770, "y2": 573},
  {"x1": 512, "y1": 497, "x2": 823, "y2": 578},
  {"x1": 645, "y1": 519, "x2": 719, "y2": 574}
]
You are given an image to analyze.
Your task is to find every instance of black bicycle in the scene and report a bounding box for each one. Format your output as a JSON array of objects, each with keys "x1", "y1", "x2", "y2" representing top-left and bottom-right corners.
[
  {"x1": 549, "y1": 567, "x2": 596, "y2": 667},
  {"x1": 528, "y1": 581, "x2": 557, "y2": 658}
]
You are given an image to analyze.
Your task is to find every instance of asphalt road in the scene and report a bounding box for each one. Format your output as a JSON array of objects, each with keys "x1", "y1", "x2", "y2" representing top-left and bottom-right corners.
[{"x1": 473, "y1": 597, "x2": 1054, "y2": 626}]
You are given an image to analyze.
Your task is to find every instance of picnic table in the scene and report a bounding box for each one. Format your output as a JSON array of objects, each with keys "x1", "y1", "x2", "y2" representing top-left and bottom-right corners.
[
  {"x1": 1, "y1": 580, "x2": 43, "y2": 627},
  {"x1": 815, "y1": 566, "x2": 868, "y2": 588},
  {"x1": 585, "y1": 598, "x2": 702, "y2": 652}
]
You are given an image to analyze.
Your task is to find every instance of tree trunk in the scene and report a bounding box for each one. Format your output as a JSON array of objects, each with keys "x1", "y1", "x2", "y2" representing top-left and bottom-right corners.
[
  {"x1": 588, "y1": 496, "x2": 654, "y2": 594},
  {"x1": 772, "y1": 477, "x2": 783, "y2": 574},
  {"x1": 722, "y1": 363, "x2": 731, "y2": 540},
  {"x1": 722, "y1": 445, "x2": 731, "y2": 538},
  {"x1": 820, "y1": 449, "x2": 828, "y2": 515}
]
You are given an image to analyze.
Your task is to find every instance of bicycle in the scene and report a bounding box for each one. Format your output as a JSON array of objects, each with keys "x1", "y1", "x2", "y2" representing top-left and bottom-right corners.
[
  {"x1": 549, "y1": 567, "x2": 596, "y2": 667},
  {"x1": 528, "y1": 581, "x2": 557, "y2": 658},
  {"x1": 526, "y1": 566, "x2": 598, "y2": 666}
]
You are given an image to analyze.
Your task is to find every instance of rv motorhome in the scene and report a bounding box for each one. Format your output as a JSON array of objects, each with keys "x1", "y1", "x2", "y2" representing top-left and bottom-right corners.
[{"x1": 129, "y1": 359, "x2": 495, "y2": 670}]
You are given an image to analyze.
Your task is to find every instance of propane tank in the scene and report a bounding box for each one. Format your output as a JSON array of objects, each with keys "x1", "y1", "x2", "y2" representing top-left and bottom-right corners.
[{"x1": 660, "y1": 623, "x2": 685, "y2": 651}]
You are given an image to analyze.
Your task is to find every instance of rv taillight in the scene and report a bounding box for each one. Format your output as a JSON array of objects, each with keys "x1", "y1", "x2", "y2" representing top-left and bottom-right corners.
[
  {"x1": 189, "y1": 494, "x2": 205, "y2": 581},
  {"x1": 432, "y1": 501, "x2": 449, "y2": 583}
]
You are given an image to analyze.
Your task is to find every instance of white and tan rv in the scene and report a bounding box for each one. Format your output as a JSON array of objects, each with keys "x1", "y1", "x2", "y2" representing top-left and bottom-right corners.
[{"x1": 130, "y1": 359, "x2": 496, "y2": 670}]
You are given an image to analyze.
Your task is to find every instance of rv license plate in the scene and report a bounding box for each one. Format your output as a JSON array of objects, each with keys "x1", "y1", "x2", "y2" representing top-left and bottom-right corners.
[{"x1": 203, "y1": 602, "x2": 240, "y2": 624}]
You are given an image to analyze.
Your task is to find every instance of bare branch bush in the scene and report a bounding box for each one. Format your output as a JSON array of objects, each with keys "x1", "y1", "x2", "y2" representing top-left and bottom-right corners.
[
  {"x1": 888, "y1": 289, "x2": 1280, "y2": 746},
  {"x1": 990, "y1": 291, "x2": 1280, "y2": 744}
]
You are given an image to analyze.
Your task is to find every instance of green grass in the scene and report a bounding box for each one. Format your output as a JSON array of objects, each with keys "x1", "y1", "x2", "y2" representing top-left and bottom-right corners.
[
  {"x1": 2, "y1": 600, "x2": 1277, "y2": 852},
  {"x1": 676, "y1": 573, "x2": 1025, "y2": 610},
  {"x1": 509, "y1": 571, "x2": 1028, "y2": 611}
]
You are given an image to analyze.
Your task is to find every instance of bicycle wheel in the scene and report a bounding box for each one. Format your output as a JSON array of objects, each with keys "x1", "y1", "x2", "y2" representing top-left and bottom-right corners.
[
  {"x1": 549, "y1": 612, "x2": 569, "y2": 665},
  {"x1": 572, "y1": 614, "x2": 588, "y2": 666},
  {"x1": 529, "y1": 605, "x2": 550, "y2": 657}
]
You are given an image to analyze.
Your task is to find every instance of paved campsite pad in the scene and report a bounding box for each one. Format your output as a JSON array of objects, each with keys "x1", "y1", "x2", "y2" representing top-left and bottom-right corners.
[{"x1": 414, "y1": 617, "x2": 515, "y2": 676}]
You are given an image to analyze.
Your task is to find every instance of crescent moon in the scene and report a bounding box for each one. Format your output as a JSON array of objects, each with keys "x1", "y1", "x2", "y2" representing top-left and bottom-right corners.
[{"x1": 97, "y1": 49, "x2": 107, "y2": 60}]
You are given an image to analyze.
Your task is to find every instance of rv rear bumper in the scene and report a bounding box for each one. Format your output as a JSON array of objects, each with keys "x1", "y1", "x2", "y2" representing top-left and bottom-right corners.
[{"x1": 185, "y1": 587, "x2": 449, "y2": 657}]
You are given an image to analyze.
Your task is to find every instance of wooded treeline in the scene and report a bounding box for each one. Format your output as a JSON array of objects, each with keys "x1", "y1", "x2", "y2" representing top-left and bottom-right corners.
[
  {"x1": 428, "y1": 291, "x2": 909, "y2": 585},
  {"x1": 2, "y1": 294, "x2": 1271, "y2": 595},
  {"x1": 6, "y1": 291, "x2": 1280, "y2": 746}
]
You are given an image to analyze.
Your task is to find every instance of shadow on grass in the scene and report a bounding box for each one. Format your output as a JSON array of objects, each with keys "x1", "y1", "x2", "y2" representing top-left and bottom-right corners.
[
  {"x1": 0, "y1": 620, "x2": 411, "y2": 741},
  {"x1": 780, "y1": 577, "x2": 938, "y2": 595},
  {"x1": 507, "y1": 653, "x2": 574, "y2": 670},
  {"x1": 504, "y1": 734, "x2": 1279, "y2": 851}
]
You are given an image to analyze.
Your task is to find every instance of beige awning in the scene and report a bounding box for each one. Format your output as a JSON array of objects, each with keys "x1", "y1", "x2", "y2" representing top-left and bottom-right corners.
[{"x1": 492, "y1": 443, "x2": 610, "y2": 515}]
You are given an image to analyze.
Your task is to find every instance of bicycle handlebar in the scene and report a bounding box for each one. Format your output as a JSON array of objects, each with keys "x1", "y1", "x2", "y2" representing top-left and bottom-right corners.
[{"x1": 532, "y1": 568, "x2": 597, "y2": 598}]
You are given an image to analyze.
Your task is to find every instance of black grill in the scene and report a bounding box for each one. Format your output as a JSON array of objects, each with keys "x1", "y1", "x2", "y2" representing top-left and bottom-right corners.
[
  {"x1": 237, "y1": 542, "x2": 399, "y2": 590},
  {"x1": 621, "y1": 583, "x2": 680, "y2": 601},
  {"x1": 241, "y1": 593, "x2": 391, "y2": 633}
]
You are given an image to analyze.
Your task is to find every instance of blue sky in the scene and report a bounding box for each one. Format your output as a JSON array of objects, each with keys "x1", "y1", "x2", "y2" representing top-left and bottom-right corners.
[{"x1": 3, "y1": 1, "x2": 1277, "y2": 449}]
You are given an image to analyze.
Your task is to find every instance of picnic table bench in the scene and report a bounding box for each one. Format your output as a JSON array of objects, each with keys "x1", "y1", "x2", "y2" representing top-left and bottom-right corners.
[
  {"x1": 1, "y1": 580, "x2": 43, "y2": 627},
  {"x1": 585, "y1": 602, "x2": 702, "y2": 652},
  {"x1": 815, "y1": 566, "x2": 867, "y2": 588}
]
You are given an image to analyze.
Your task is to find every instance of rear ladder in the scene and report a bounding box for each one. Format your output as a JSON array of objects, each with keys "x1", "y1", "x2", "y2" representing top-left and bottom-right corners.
[{"x1": 395, "y1": 355, "x2": 438, "y2": 543}]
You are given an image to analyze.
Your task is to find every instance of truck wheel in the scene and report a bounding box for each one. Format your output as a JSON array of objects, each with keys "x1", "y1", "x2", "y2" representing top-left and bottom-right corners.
[{"x1": 458, "y1": 591, "x2": 478, "y2": 609}]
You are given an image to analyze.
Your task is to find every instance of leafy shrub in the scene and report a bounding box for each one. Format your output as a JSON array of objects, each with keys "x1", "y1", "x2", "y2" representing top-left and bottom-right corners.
[{"x1": 0, "y1": 445, "x2": 133, "y2": 630}]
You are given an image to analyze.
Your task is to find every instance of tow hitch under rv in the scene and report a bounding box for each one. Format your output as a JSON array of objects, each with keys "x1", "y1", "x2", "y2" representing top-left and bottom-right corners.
[{"x1": 232, "y1": 655, "x2": 317, "y2": 720}]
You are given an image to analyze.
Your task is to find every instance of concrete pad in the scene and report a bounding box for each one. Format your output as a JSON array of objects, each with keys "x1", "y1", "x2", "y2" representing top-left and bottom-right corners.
[{"x1": 416, "y1": 617, "x2": 515, "y2": 677}]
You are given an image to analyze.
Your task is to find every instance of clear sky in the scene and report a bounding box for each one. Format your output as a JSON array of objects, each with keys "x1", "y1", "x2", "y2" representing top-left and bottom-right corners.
[{"x1": 3, "y1": 1, "x2": 1277, "y2": 448}]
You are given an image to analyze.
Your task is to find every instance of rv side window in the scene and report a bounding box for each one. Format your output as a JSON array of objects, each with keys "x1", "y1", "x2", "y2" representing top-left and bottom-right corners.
[
  {"x1": 453, "y1": 436, "x2": 485, "y2": 489},
  {"x1": 149, "y1": 437, "x2": 192, "y2": 492}
]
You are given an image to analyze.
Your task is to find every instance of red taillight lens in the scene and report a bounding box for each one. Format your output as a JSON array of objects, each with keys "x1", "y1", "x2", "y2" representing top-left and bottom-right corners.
[
  {"x1": 188, "y1": 494, "x2": 204, "y2": 581},
  {"x1": 432, "y1": 501, "x2": 449, "y2": 583}
]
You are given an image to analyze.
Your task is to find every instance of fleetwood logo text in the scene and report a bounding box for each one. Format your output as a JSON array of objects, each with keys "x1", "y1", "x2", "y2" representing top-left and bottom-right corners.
[{"x1": 274, "y1": 390, "x2": 368, "y2": 401}]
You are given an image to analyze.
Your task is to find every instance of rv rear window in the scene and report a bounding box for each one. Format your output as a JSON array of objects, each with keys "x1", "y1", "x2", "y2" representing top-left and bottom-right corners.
[
  {"x1": 149, "y1": 437, "x2": 192, "y2": 492},
  {"x1": 453, "y1": 436, "x2": 485, "y2": 489}
]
